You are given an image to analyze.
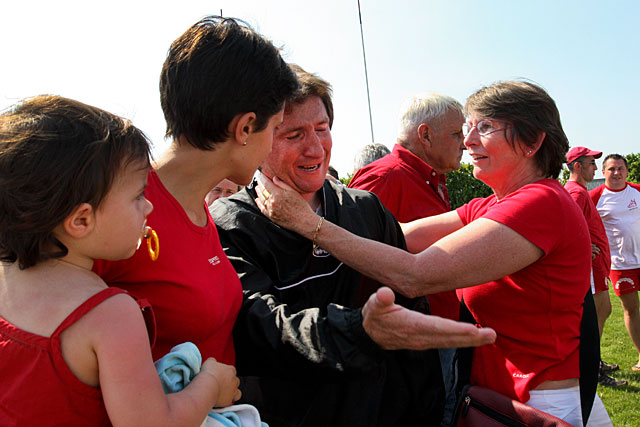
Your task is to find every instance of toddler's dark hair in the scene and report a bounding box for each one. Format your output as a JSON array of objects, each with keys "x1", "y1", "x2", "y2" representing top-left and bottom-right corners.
[{"x1": 0, "y1": 95, "x2": 151, "y2": 269}]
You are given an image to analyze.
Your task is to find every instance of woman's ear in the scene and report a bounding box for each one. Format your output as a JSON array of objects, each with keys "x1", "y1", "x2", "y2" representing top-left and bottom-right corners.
[
  {"x1": 229, "y1": 112, "x2": 257, "y2": 146},
  {"x1": 524, "y1": 131, "x2": 546, "y2": 158},
  {"x1": 61, "y1": 203, "x2": 95, "y2": 238}
]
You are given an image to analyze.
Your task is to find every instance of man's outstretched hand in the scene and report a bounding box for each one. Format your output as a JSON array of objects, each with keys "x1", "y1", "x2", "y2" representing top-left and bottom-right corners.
[{"x1": 362, "y1": 287, "x2": 496, "y2": 350}]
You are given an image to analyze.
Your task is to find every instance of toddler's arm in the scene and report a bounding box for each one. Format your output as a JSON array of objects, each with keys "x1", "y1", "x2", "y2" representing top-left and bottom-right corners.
[{"x1": 87, "y1": 294, "x2": 240, "y2": 426}]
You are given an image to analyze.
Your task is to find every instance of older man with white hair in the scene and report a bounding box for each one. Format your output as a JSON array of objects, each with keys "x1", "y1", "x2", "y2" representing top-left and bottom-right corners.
[{"x1": 349, "y1": 92, "x2": 465, "y2": 425}]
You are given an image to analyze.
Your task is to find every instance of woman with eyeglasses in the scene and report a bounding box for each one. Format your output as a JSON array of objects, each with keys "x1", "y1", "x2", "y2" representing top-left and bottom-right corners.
[{"x1": 255, "y1": 81, "x2": 612, "y2": 426}]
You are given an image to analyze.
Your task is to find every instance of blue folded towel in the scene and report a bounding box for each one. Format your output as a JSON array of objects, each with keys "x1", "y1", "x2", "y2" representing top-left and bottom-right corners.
[
  {"x1": 154, "y1": 342, "x2": 267, "y2": 427},
  {"x1": 155, "y1": 342, "x2": 202, "y2": 393}
]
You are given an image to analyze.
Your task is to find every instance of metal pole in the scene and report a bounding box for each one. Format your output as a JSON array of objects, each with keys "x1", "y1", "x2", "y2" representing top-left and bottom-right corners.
[{"x1": 358, "y1": 0, "x2": 375, "y2": 143}]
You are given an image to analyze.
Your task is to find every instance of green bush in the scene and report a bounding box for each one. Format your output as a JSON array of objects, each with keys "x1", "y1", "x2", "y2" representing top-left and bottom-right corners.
[
  {"x1": 559, "y1": 167, "x2": 570, "y2": 185},
  {"x1": 626, "y1": 152, "x2": 640, "y2": 184},
  {"x1": 446, "y1": 163, "x2": 493, "y2": 209},
  {"x1": 340, "y1": 173, "x2": 353, "y2": 186}
]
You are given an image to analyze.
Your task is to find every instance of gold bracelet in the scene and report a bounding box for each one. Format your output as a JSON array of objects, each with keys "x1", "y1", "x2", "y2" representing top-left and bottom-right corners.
[{"x1": 312, "y1": 217, "x2": 324, "y2": 252}]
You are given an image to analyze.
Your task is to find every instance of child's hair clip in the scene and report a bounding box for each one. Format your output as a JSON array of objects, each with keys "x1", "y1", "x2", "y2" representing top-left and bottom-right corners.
[{"x1": 144, "y1": 226, "x2": 159, "y2": 261}]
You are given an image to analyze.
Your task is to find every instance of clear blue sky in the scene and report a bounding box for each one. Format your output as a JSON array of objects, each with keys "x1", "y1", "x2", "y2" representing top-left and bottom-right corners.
[{"x1": 2, "y1": 0, "x2": 638, "y2": 178}]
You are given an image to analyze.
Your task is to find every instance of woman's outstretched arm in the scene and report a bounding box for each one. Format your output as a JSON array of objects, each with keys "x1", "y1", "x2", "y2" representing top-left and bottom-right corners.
[{"x1": 256, "y1": 176, "x2": 542, "y2": 298}]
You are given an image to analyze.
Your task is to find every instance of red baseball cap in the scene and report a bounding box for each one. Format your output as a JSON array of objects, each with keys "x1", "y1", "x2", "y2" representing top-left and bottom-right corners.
[{"x1": 566, "y1": 146, "x2": 602, "y2": 163}]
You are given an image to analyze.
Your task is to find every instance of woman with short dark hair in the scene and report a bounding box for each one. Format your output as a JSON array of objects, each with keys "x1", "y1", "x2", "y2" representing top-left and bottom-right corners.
[{"x1": 94, "y1": 16, "x2": 299, "y2": 364}]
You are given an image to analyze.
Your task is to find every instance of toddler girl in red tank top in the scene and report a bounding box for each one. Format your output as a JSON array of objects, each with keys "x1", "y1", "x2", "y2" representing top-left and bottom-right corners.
[{"x1": 0, "y1": 96, "x2": 240, "y2": 426}]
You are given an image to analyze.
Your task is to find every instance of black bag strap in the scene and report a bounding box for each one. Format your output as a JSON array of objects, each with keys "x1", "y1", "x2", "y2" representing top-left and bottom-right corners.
[
  {"x1": 454, "y1": 296, "x2": 475, "y2": 396},
  {"x1": 579, "y1": 289, "x2": 600, "y2": 425}
]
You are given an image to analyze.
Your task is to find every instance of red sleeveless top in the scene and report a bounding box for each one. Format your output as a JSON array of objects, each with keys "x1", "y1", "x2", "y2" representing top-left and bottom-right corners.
[{"x1": 0, "y1": 287, "x2": 155, "y2": 426}]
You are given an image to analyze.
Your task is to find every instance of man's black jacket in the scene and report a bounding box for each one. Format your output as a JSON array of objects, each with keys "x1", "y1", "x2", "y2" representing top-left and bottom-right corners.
[{"x1": 211, "y1": 180, "x2": 444, "y2": 426}]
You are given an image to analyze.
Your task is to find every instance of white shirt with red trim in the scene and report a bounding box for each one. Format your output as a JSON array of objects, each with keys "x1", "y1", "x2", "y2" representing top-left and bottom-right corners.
[{"x1": 590, "y1": 182, "x2": 640, "y2": 270}]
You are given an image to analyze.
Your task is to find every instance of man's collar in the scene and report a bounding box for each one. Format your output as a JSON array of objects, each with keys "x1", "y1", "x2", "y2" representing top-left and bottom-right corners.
[
  {"x1": 605, "y1": 181, "x2": 628, "y2": 192},
  {"x1": 393, "y1": 144, "x2": 445, "y2": 183},
  {"x1": 567, "y1": 178, "x2": 587, "y2": 189},
  {"x1": 314, "y1": 183, "x2": 327, "y2": 216}
]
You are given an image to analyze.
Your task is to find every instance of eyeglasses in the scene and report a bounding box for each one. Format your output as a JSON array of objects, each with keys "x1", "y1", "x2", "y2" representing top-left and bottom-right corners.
[{"x1": 462, "y1": 118, "x2": 512, "y2": 137}]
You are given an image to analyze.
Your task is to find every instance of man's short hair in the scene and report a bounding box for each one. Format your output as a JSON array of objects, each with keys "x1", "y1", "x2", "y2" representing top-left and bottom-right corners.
[
  {"x1": 397, "y1": 92, "x2": 463, "y2": 141},
  {"x1": 567, "y1": 156, "x2": 585, "y2": 172},
  {"x1": 603, "y1": 153, "x2": 628, "y2": 169},
  {"x1": 354, "y1": 143, "x2": 391, "y2": 171},
  {"x1": 286, "y1": 64, "x2": 334, "y2": 128},
  {"x1": 160, "y1": 16, "x2": 299, "y2": 150}
]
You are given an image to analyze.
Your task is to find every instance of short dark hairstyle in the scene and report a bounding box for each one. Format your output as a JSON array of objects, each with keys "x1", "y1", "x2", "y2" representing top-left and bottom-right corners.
[
  {"x1": 0, "y1": 95, "x2": 151, "y2": 269},
  {"x1": 567, "y1": 156, "x2": 585, "y2": 173},
  {"x1": 465, "y1": 81, "x2": 569, "y2": 179},
  {"x1": 287, "y1": 64, "x2": 334, "y2": 128},
  {"x1": 602, "y1": 153, "x2": 628, "y2": 169},
  {"x1": 160, "y1": 16, "x2": 300, "y2": 150},
  {"x1": 327, "y1": 165, "x2": 339, "y2": 180}
]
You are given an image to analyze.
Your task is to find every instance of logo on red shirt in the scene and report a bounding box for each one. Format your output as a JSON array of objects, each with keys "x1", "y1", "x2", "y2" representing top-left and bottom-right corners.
[
  {"x1": 208, "y1": 256, "x2": 221, "y2": 266},
  {"x1": 512, "y1": 373, "x2": 532, "y2": 379}
]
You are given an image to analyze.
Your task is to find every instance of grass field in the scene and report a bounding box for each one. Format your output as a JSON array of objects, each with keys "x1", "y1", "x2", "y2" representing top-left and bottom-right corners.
[{"x1": 597, "y1": 287, "x2": 640, "y2": 426}]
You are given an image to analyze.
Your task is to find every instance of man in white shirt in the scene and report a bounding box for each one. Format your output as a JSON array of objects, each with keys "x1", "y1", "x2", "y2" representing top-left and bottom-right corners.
[{"x1": 590, "y1": 154, "x2": 640, "y2": 372}]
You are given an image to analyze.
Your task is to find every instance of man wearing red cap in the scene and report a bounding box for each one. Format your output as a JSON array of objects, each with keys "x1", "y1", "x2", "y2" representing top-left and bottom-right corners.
[
  {"x1": 565, "y1": 146, "x2": 627, "y2": 386},
  {"x1": 591, "y1": 153, "x2": 640, "y2": 374}
]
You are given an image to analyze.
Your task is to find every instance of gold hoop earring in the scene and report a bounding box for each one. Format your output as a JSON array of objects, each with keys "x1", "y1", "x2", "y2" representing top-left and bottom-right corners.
[{"x1": 144, "y1": 227, "x2": 159, "y2": 261}]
